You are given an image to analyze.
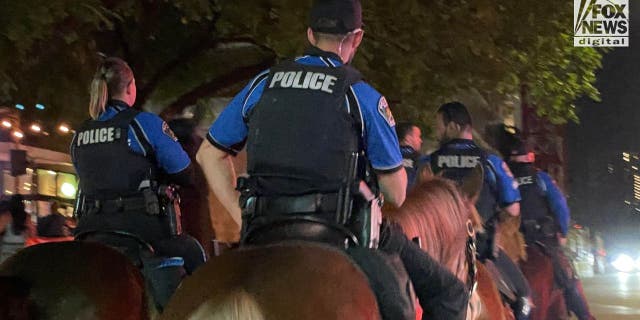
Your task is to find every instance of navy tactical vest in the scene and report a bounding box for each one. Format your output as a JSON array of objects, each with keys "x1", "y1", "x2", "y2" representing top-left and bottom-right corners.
[
  {"x1": 73, "y1": 108, "x2": 156, "y2": 199},
  {"x1": 246, "y1": 60, "x2": 363, "y2": 196},
  {"x1": 431, "y1": 139, "x2": 498, "y2": 222},
  {"x1": 401, "y1": 146, "x2": 420, "y2": 190},
  {"x1": 508, "y1": 162, "x2": 551, "y2": 222}
]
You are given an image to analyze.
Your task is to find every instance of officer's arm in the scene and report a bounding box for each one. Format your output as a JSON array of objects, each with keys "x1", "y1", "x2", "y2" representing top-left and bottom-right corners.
[
  {"x1": 166, "y1": 164, "x2": 194, "y2": 187},
  {"x1": 377, "y1": 168, "x2": 407, "y2": 208},
  {"x1": 488, "y1": 155, "x2": 521, "y2": 216},
  {"x1": 130, "y1": 113, "x2": 194, "y2": 187},
  {"x1": 540, "y1": 172, "x2": 570, "y2": 236},
  {"x1": 355, "y1": 86, "x2": 406, "y2": 206},
  {"x1": 503, "y1": 202, "x2": 520, "y2": 217},
  {"x1": 196, "y1": 142, "x2": 241, "y2": 227}
]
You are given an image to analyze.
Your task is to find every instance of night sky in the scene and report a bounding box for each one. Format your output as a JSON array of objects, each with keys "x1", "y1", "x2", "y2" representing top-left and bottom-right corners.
[{"x1": 568, "y1": 3, "x2": 640, "y2": 251}]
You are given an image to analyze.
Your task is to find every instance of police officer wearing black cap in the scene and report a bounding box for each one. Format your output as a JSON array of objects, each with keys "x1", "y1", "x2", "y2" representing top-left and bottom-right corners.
[
  {"x1": 71, "y1": 57, "x2": 206, "y2": 309},
  {"x1": 198, "y1": 1, "x2": 468, "y2": 319},
  {"x1": 430, "y1": 101, "x2": 533, "y2": 320},
  {"x1": 507, "y1": 139, "x2": 595, "y2": 320}
]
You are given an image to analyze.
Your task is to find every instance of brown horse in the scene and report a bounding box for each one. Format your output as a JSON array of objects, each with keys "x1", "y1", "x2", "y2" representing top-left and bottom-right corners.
[
  {"x1": 160, "y1": 243, "x2": 380, "y2": 320},
  {"x1": 498, "y1": 218, "x2": 568, "y2": 320},
  {"x1": 0, "y1": 241, "x2": 152, "y2": 320},
  {"x1": 386, "y1": 177, "x2": 512, "y2": 320}
]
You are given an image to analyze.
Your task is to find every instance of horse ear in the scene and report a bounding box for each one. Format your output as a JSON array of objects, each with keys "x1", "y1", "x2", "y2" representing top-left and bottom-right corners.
[{"x1": 460, "y1": 164, "x2": 484, "y2": 202}]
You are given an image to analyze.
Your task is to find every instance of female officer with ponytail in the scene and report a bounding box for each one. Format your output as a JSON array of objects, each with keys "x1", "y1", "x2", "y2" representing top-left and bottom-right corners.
[{"x1": 71, "y1": 57, "x2": 205, "y2": 308}]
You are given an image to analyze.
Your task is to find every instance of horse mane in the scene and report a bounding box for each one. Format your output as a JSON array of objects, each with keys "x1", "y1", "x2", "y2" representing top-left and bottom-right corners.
[{"x1": 387, "y1": 177, "x2": 470, "y2": 282}]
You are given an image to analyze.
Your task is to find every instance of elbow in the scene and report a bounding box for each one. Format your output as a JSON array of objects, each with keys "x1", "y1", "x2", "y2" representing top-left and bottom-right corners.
[
  {"x1": 196, "y1": 141, "x2": 230, "y2": 165},
  {"x1": 505, "y1": 202, "x2": 520, "y2": 217},
  {"x1": 195, "y1": 142, "x2": 211, "y2": 166},
  {"x1": 386, "y1": 190, "x2": 406, "y2": 208},
  {"x1": 378, "y1": 168, "x2": 407, "y2": 208}
]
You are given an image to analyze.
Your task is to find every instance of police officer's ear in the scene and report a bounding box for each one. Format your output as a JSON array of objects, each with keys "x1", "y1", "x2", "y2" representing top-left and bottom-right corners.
[
  {"x1": 307, "y1": 28, "x2": 318, "y2": 46},
  {"x1": 125, "y1": 78, "x2": 135, "y2": 95},
  {"x1": 350, "y1": 29, "x2": 364, "y2": 50}
]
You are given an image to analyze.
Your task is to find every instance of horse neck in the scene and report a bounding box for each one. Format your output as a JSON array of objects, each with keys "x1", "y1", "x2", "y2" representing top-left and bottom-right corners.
[{"x1": 393, "y1": 206, "x2": 470, "y2": 283}]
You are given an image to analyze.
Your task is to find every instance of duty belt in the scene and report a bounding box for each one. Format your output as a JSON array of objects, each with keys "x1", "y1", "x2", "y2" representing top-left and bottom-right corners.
[
  {"x1": 254, "y1": 193, "x2": 340, "y2": 215},
  {"x1": 83, "y1": 196, "x2": 148, "y2": 214}
]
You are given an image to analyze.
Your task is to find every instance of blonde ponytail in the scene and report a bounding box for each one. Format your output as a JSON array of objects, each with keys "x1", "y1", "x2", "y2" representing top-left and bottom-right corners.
[
  {"x1": 89, "y1": 72, "x2": 108, "y2": 119},
  {"x1": 88, "y1": 57, "x2": 133, "y2": 119}
]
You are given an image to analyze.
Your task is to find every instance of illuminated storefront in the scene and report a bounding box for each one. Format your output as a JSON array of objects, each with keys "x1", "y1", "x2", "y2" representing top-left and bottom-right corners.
[{"x1": 0, "y1": 142, "x2": 76, "y2": 218}]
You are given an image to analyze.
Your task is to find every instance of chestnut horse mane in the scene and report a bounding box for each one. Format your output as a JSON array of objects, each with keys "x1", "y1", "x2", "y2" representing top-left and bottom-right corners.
[{"x1": 387, "y1": 177, "x2": 476, "y2": 282}]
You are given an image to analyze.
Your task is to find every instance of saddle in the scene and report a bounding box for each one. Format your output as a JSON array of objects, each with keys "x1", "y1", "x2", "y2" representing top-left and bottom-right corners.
[{"x1": 483, "y1": 259, "x2": 518, "y2": 303}]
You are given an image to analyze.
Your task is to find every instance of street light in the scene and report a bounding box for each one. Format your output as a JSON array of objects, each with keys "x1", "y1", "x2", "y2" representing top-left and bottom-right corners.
[
  {"x1": 12, "y1": 131, "x2": 24, "y2": 139},
  {"x1": 1, "y1": 120, "x2": 11, "y2": 128},
  {"x1": 29, "y1": 124, "x2": 41, "y2": 133},
  {"x1": 58, "y1": 124, "x2": 70, "y2": 133}
]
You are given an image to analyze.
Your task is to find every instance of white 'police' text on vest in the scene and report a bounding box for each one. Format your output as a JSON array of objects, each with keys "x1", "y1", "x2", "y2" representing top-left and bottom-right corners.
[
  {"x1": 437, "y1": 155, "x2": 481, "y2": 168},
  {"x1": 77, "y1": 127, "x2": 119, "y2": 146},
  {"x1": 516, "y1": 176, "x2": 534, "y2": 185},
  {"x1": 269, "y1": 71, "x2": 337, "y2": 93}
]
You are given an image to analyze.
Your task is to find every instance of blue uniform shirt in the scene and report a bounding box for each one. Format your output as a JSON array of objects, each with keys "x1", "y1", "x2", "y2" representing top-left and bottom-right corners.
[
  {"x1": 537, "y1": 171, "x2": 570, "y2": 236},
  {"x1": 485, "y1": 153, "x2": 521, "y2": 207},
  {"x1": 400, "y1": 145, "x2": 430, "y2": 190},
  {"x1": 207, "y1": 48, "x2": 403, "y2": 172},
  {"x1": 71, "y1": 100, "x2": 191, "y2": 175}
]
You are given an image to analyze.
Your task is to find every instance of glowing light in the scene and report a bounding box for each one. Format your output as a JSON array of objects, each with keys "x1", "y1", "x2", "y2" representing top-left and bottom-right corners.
[
  {"x1": 26, "y1": 168, "x2": 33, "y2": 174},
  {"x1": 30, "y1": 124, "x2": 41, "y2": 133},
  {"x1": 4, "y1": 190, "x2": 12, "y2": 195},
  {"x1": 15, "y1": 104, "x2": 24, "y2": 110},
  {"x1": 35, "y1": 103, "x2": 45, "y2": 110},
  {"x1": 1, "y1": 120, "x2": 11, "y2": 128},
  {"x1": 612, "y1": 254, "x2": 635, "y2": 273},
  {"x1": 58, "y1": 124, "x2": 70, "y2": 133},
  {"x1": 47, "y1": 170, "x2": 57, "y2": 175},
  {"x1": 60, "y1": 182, "x2": 76, "y2": 197},
  {"x1": 636, "y1": 257, "x2": 640, "y2": 271},
  {"x1": 12, "y1": 131, "x2": 24, "y2": 139}
]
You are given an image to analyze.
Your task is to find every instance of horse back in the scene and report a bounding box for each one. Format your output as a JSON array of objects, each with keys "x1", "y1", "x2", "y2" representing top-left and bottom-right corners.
[
  {"x1": 161, "y1": 243, "x2": 380, "y2": 320},
  {"x1": 0, "y1": 241, "x2": 149, "y2": 320}
]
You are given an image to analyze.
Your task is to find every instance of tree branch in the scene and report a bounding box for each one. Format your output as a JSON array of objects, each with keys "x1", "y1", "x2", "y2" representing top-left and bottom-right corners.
[{"x1": 159, "y1": 54, "x2": 276, "y2": 119}]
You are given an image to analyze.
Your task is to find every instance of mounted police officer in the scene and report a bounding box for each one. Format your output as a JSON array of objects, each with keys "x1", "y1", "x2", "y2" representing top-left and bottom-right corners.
[
  {"x1": 507, "y1": 139, "x2": 595, "y2": 320},
  {"x1": 197, "y1": 1, "x2": 468, "y2": 319},
  {"x1": 396, "y1": 122, "x2": 430, "y2": 192},
  {"x1": 429, "y1": 101, "x2": 532, "y2": 320},
  {"x1": 71, "y1": 57, "x2": 205, "y2": 309}
]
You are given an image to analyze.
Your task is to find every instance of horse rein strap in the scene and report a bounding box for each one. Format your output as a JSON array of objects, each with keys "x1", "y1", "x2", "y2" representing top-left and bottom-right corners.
[{"x1": 465, "y1": 219, "x2": 478, "y2": 298}]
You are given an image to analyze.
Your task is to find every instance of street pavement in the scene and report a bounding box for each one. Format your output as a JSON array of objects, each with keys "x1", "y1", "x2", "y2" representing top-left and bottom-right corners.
[{"x1": 581, "y1": 273, "x2": 640, "y2": 320}]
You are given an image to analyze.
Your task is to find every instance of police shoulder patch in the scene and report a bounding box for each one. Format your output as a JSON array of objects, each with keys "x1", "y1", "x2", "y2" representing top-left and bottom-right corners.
[
  {"x1": 162, "y1": 121, "x2": 178, "y2": 142},
  {"x1": 502, "y1": 161, "x2": 515, "y2": 178},
  {"x1": 377, "y1": 96, "x2": 396, "y2": 127}
]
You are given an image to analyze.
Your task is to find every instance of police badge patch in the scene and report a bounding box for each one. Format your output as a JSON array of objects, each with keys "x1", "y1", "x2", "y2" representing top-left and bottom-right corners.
[
  {"x1": 377, "y1": 96, "x2": 396, "y2": 127},
  {"x1": 162, "y1": 122, "x2": 178, "y2": 142}
]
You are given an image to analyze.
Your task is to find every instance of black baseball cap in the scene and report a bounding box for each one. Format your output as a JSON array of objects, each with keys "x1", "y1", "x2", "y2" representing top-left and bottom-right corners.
[{"x1": 309, "y1": 0, "x2": 363, "y2": 34}]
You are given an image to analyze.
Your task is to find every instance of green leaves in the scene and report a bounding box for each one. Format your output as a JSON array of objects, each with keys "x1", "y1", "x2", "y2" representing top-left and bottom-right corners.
[{"x1": 0, "y1": 0, "x2": 603, "y2": 153}]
